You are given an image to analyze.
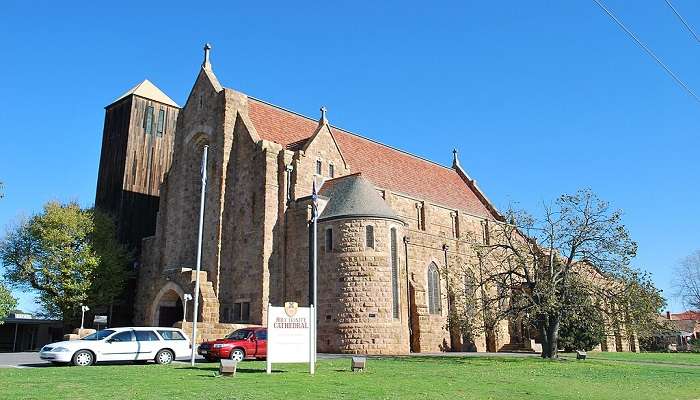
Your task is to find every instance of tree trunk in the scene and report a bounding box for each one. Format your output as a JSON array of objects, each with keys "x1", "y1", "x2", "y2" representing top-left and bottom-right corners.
[{"x1": 538, "y1": 313, "x2": 561, "y2": 359}]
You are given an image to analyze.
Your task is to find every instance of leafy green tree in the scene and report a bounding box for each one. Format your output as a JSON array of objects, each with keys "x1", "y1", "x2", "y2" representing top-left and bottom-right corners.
[
  {"x1": 87, "y1": 210, "x2": 132, "y2": 319},
  {"x1": 0, "y1": 283, "x2": 17, "y2": 324},
  {"x1": 0, "y1": 179, "x2": 17, "y2": 324},
  {"x1": 557, "y1": 277, "x2": 605, "y2": 351},
  {"x1": 0, "y1": 201, "x2": 131, "y2": 324}
]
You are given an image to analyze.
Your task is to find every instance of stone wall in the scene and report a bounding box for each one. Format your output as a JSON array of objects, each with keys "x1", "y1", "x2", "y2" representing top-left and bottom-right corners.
[
  {"x1": 316, "y1": 218, "x2": 409, "y2": 354},
  {"x1": 217, "y1": 111, "x2": 269, "y2": 325}
]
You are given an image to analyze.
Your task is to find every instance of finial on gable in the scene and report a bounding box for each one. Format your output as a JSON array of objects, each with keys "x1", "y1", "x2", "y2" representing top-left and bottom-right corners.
[
  {"x1": 452, "y1": 148, "x2": 461, "y2": 169},
  {"x1": 320, "y1": 106, "x2": 328, "y2": 125},
  {"x1": 203, "y1": 43, "x2": 212, "y2": 69}
]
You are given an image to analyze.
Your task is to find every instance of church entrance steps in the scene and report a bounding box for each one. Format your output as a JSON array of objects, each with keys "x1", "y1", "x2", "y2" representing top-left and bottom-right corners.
[{"x1": 498, "y1": 342, "x2": 538, "y2": 353}]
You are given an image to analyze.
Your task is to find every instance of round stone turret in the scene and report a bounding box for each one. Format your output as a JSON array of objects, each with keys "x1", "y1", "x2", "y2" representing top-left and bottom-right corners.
[{"x1": 316, "y1": 174, "x2": 409, "y2": 354}]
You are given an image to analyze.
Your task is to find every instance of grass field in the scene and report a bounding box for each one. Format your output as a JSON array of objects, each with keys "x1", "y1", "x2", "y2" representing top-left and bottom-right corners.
[
  {"x1": 562, "y1": 351, "x2": 700, "y2": 365},
  {"x1": 0, "y1": 354, "x2": 698, "y2": 400}
]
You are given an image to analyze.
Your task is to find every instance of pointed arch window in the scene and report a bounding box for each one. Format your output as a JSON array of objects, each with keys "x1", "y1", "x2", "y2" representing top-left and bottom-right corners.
[{"x1": 427, "y1": 263, "x2": 441, "y2": 315}]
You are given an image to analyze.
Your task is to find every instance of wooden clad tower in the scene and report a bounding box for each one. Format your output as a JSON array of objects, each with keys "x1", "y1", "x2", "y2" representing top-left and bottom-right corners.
[
  {"x1": 95, "y1": 80, "x2": 180, "y2": 324},
  {"x1": 96, "y1": 79, "x2": 179, "y2": 250}
]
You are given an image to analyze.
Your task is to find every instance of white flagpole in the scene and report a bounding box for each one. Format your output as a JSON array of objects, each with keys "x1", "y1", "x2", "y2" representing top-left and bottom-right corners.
[
  {"x1": 190, "y1": 145, "x2": 208, "y2": 366},
  {"x1": 310, "y1": 181, "x2": 318, "y2": 374},
  {"x1": 266, "y1": 303, "x2": 272, "y2": 374}
]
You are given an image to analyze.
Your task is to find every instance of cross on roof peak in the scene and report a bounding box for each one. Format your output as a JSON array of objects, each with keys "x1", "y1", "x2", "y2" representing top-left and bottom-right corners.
[
  {"x1": 320, "y1": 106, "x2": 328, "y2": 124},
  {"x1": 203, "y1": 43, "x2": 212, "y2": 69}
]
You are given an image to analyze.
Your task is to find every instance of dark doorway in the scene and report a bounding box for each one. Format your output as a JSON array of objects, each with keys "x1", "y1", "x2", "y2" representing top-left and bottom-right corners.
[
  {"x1": 409, "y1": 284, "x2": 420, "y2": 352},
  {"x1": 157, "y1": 293, "x2": 183, "y2": 327}
]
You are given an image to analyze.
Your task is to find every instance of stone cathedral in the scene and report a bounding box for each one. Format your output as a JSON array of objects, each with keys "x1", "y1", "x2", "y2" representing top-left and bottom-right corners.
[{"x1": 96, "y1": 45, "x2": 635, "y2": 355}]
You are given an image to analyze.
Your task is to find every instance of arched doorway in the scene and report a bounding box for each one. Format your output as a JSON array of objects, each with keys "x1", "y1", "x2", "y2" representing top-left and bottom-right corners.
[{"x1": 151, "y1": 282, "x2": 186, "y2": 327}]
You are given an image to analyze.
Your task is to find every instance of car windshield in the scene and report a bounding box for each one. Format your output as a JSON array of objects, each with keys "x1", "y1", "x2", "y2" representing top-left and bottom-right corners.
[
  {"x1": 81, "y1": 329, "x2": 116, "y2": 341},
  {"x1": 225, "y1": 329, "x2": 251, "y2": 340}
]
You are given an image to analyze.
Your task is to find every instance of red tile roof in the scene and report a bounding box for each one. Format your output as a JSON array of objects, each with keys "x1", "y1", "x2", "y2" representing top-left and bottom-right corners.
[
  {"x1": 670, "y1": 311, "x2": 700, "y2": 321},
  {"x1": 247, "y1": 98, "x2": 496, "y2": 219}
]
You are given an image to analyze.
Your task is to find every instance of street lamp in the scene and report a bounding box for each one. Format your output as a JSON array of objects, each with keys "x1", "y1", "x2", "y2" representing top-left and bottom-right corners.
[
  {"x1": 80, "y1": 305, "x2": 90, "y2": 330},
  {"x1": 183, "y1": 294, "x2": 193, "y2": 324}
]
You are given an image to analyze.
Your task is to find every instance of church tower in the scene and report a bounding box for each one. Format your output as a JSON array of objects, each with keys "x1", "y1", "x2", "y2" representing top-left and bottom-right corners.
[
  {"x1": 95, "y1": 80, "x2": 180, "y2": 324},
  {"x1": 95, "y1": 80, "x2": 180, "y2": 251}
]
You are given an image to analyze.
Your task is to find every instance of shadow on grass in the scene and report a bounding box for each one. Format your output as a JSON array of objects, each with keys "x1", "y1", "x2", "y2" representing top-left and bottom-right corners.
[
  {"x1": 17, "y1": 363, "x2": 58, "y2": 368},
  {"x1": 177, "y1": 365, "x2": 286, "y2": 374},
  {"x1": 17, "y1": 360, "x2": 176, "y2": 368},
  {"x1": 383, "y1": 356, "x2": 536, "y2": 365}
]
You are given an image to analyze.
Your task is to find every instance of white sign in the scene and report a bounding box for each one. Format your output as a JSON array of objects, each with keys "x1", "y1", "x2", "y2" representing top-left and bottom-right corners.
[
  {"x1": 93, "y1": 315, "x2": 108, "y2": 324},
  {"x1": 266, "y1": 302, "x2": 313, "y2": 374}
]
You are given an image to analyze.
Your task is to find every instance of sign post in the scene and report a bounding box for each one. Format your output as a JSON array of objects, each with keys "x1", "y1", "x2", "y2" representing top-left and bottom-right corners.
[
  {"x1": 266, "y1": 302, "x2": 312, "y2": 374},
  {"x1": 93, "y1": 315, "x2": 107, "y2": 331}
]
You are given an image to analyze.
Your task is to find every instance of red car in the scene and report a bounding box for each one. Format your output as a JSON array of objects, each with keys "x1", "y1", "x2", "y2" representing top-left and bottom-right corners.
[{"x1": 198, "y1": 328, "x2": 267, "y2": 362}]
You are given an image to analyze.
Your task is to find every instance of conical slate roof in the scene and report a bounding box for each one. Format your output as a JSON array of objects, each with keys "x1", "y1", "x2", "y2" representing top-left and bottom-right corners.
[
  {"x1": 110, "y1": 79, "x2": 179, "y2": 108},
  {"x1": 318, "y1": 173, "x2": 403, "y2": 223}
]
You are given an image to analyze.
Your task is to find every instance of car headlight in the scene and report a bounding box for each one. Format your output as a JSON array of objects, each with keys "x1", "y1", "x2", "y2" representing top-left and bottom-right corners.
[
  {"x1": 52, "y1": 347, "x2": 70, "y2": 352},
  {"x1": 213, "y1": 344, "x2": 224, "y2": 349}
]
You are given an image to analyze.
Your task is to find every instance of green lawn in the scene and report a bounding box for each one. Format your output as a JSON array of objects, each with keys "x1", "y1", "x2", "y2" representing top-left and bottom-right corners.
[
  {"x1": 562, "y1": 351, "x2": 700, "y2": 365},
  {"x1": 1, "y1": 355, "x2": 698, "y2": 400}
]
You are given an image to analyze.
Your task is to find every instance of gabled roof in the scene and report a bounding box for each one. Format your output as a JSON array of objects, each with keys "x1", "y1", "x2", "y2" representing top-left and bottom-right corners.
[
  {"x1": 247, "y1": 98, "x2": 497, "y2": 219},
  {"x1": 110, "y1": 79, "x2": 179, "y2": 108},
  {"x1": 318, "y1": 173, "x2": 403, "y2": 223}
]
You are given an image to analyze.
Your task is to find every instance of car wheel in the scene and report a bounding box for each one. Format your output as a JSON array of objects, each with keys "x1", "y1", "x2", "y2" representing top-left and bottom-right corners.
[
  {"x1": 72, "y1": 350, "x2": 94, "y2": 367},
  {"x1": 155, "y1": 349, "x2": 174, "y2": 365},
  {"x1": 230, "y1": 348, "x2": 245, "y2": 362}
]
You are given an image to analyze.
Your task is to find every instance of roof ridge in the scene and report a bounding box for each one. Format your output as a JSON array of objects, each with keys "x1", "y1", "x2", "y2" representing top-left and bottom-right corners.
[
  {"x1": 247, "y1": 96, "x2": 456, "y2": 172},
  {"x1": 323, "y1": 172, "x2": 362, "y2": 183},
  {"x1": 108, "y1": 79, "x2": 180, "y2": 108}
]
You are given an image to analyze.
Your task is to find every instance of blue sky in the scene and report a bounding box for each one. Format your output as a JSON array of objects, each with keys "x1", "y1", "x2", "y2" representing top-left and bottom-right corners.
[{"x1": 1, "y1": 1, "x2": 698, "y2": 313}]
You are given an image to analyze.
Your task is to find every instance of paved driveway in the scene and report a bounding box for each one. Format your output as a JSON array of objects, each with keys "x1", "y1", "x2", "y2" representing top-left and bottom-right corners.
[
  {"x1": 0, "y1": 352, "x2": 208, "y2": 368},
  {"x1": 0, "y1": 352, "x2": 51, "y2": 368}
]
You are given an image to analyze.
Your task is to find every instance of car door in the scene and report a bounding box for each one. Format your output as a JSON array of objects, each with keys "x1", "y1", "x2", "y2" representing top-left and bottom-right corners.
[
  {"x1": 254, "y1": 330, "x2": 267, "y2": 357},
  {"x1": 101, "y1": 330, "x2": 137, "y2": 361},
  {"x1": 134, "y1": 330, "x2": 162, "y2": 360},
  {"x1": 157, "y1": 329, "x2": 189, "y2": 359}
]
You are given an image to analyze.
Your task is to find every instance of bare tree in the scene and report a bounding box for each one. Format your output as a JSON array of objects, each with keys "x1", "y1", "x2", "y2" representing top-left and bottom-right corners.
[
  {"x1": 449, "y1": 189, "x2": 663, "y2": 359},
  {"x1": 675, "y1": 250, "x2": 700, "y2": 310}
]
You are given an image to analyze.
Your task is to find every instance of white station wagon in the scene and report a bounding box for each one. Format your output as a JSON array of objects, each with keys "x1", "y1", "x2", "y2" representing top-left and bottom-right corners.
[{"x1": 39, "y1": 327, "x2": 191, "y2": 366}]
